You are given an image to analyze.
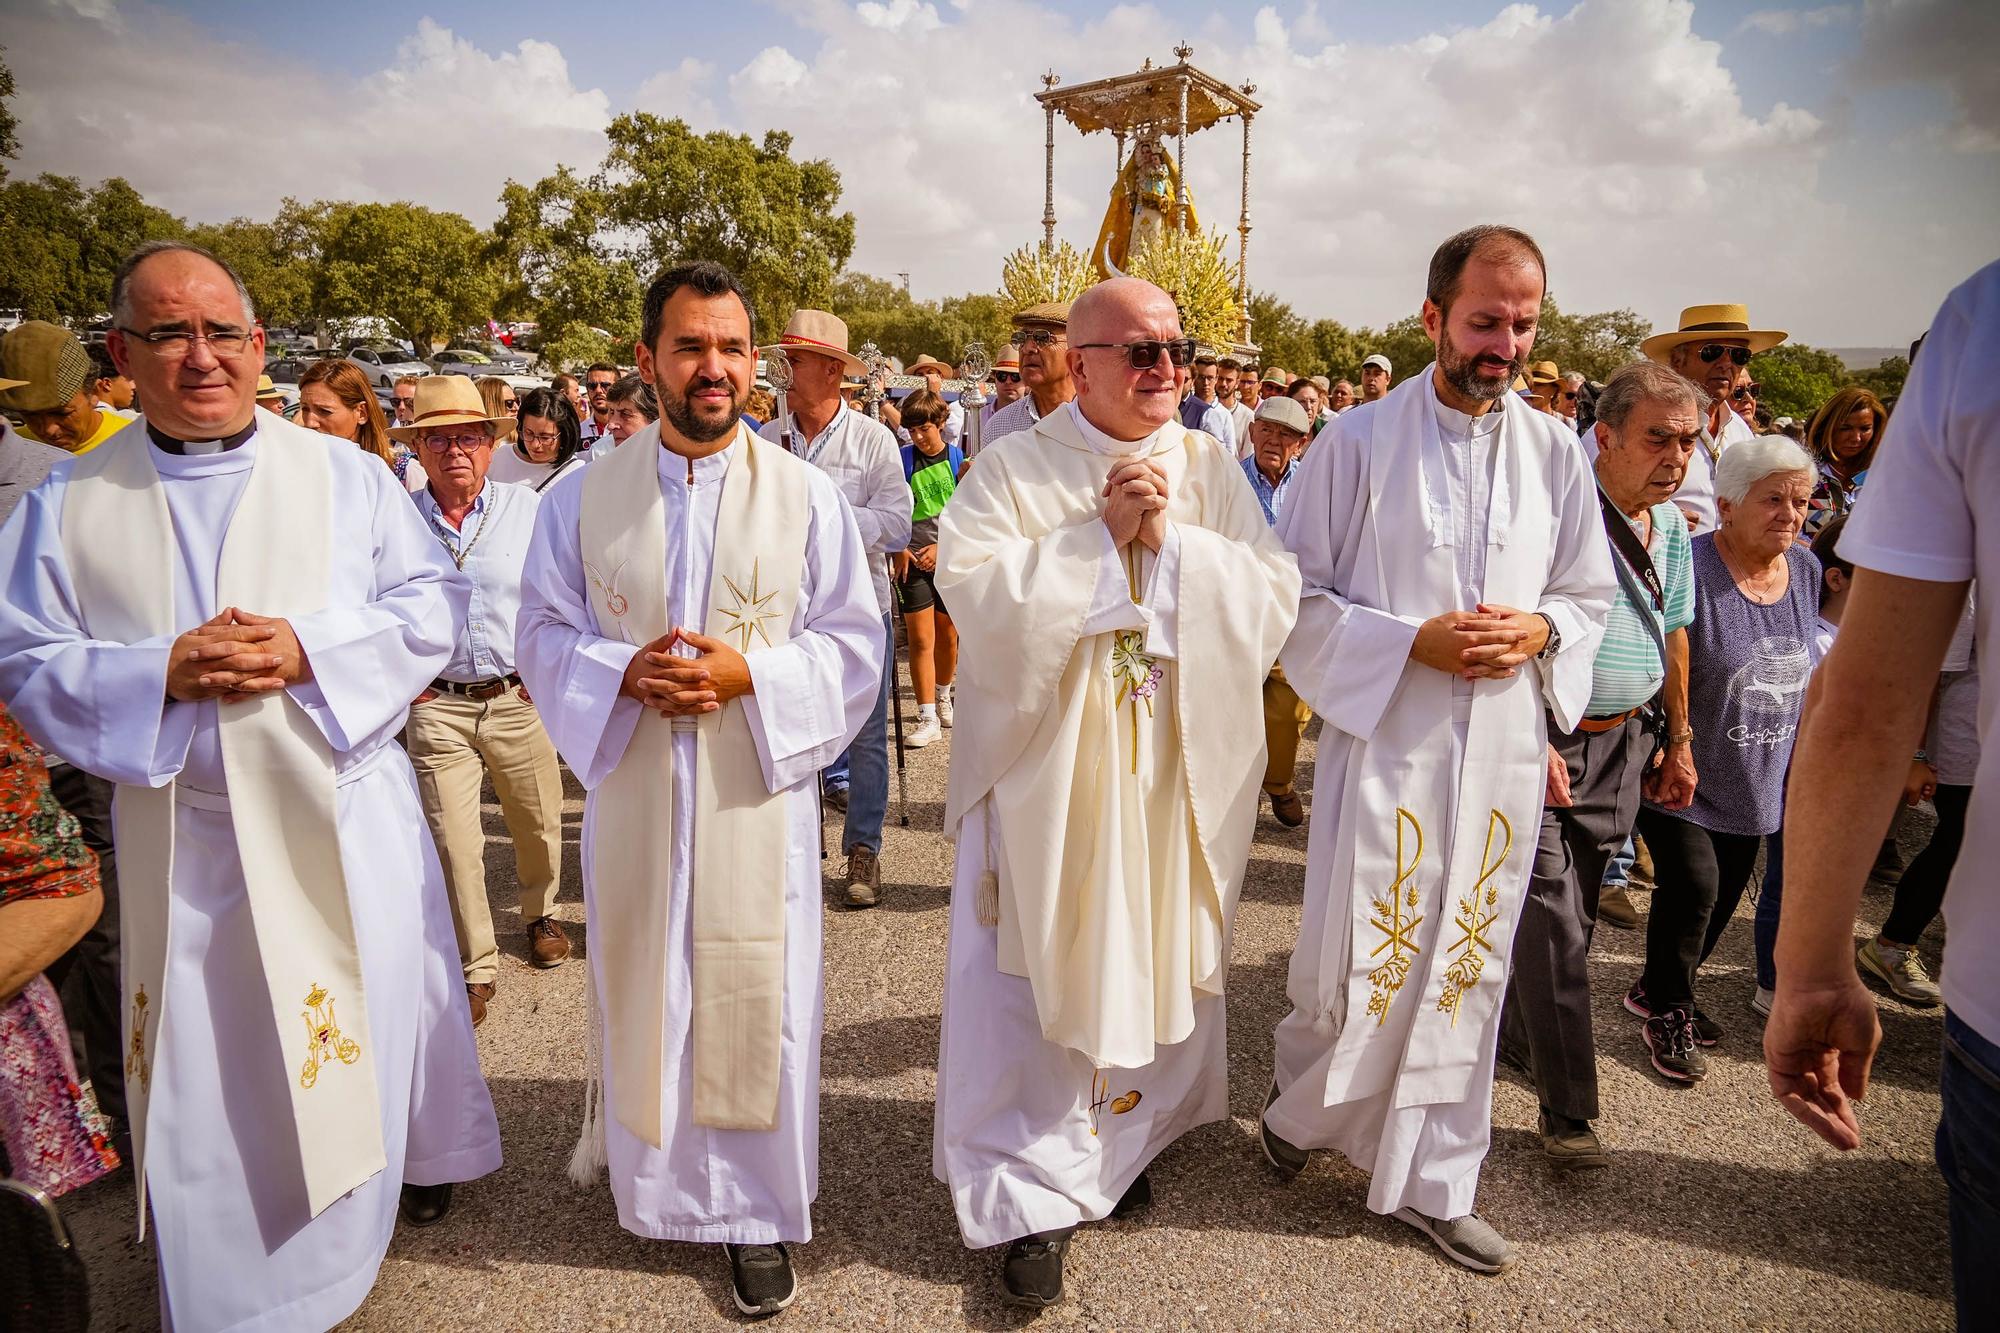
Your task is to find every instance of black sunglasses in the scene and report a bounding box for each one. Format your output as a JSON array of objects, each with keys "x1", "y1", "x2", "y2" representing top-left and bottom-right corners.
[
  {"x1": 1075, "y1": 337, "x2": 1196, "y2": 370},
  {"x1": 1731, "y1": 383, "x2": 1762, "y2": 402},
  {"x1": 993, "y1": 371, "x2": 1021, "y2": 383},
  {"x1": 1698, "y1": 344, "x2": 1753, "y2": 366}
]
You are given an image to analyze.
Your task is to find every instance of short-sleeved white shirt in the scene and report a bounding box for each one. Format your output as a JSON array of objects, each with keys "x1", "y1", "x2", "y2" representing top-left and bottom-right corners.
[{"x1": 1840, "y1": 258, "x2": 2000, "y2": 1043}]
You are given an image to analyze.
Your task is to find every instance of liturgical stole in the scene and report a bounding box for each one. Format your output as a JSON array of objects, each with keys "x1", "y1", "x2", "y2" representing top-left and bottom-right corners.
[
  {"x1": 60, "y1": 420, "x2": 384, "y2": 1233},
  {"x1": 579, "y1": 425, "x2": 806, "y2": 1141}
]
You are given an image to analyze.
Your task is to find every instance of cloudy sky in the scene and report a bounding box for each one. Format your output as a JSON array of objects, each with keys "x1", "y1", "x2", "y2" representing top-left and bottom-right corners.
[{"x1": 9, "y1": 0, "x2": 1997, "y2": 347}]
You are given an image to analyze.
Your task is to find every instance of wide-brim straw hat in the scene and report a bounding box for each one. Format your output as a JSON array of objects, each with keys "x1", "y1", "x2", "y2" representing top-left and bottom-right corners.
[
  {"x1": 907, "y1": 354, "x2": 955, "y2": 376},
  {"x1": 761, "y1": 309, "x2": 868, "y2": 377},
  {"x1": 1526, "y1": 360, "x2": 1561, "y2": 385},
  {"x1": 992, "y1": 346, "x2": 1022, "y2": 373},
  {"x1": 1641, "y1": 303, "x2": 1788, "y2": 363},
  {"x1": 385, "y1": 374, "x2": 513, "y2": 442},
  {"x1": 255, "y1": 373, "x2": 285, "y2": 399}
]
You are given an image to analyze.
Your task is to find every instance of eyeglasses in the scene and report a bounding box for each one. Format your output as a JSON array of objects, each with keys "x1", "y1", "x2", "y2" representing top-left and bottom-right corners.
[
  {"x1": 1731, "y1": 383, "x2": 1762, "y2": 402},
  {"x1": 117, "y1": 326, "x2": 255, "y2": 358},
  {"x1": 520, "y1": 428, "x2": 562, "y2": 446},
  {"x1": 1016, "y1": 329, "x2": 1065, "y2": 348},
  {"x1": 502, "y1": 398, "x2": 520, "y2": 411},
  {"x1": 419, "y1": 432, "x2": 494, "y2": 454},
  {"x1": 1075, "y1": 337, "x2": 1196, "y2": 370},
  {"x1": 1697, "y1": 344, "x2": 1753, "y2": 366},
  {"x1": 993, "y1": 371, "x2": 1021, "y2": 383}
]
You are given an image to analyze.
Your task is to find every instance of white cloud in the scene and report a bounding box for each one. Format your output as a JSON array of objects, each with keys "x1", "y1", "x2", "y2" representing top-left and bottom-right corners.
[
  {"x1": 1739, "y1": 5, "x2": 1855, "y2": 36},
  {"x1": 7, "y1": 0, "x2": 1997, "y2": 346}
]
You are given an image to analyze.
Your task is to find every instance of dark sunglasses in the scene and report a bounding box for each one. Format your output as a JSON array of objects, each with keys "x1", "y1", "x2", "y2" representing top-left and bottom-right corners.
[
  {"x1": 1075, "y1": 337, "x2": 1196, "y2": 370},
  {"x1": 993, "y1": 371, "x2": 1021, "y2": 383},
  {"x1": 1016, "y1": 329, "x2": 1065, "y2": 347},
  {"x1": 1698, "y1": 344, "x2": 1753, "y2": 366},
  {"x1": 1731, "y1": 383, "x2": 1762, "y2": 402}
]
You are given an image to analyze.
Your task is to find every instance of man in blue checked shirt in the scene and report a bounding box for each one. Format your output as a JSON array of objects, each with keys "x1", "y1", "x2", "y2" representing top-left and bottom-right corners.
[{"x1": 1241, "y1": 395, "x2": 1312, "y2": 824}]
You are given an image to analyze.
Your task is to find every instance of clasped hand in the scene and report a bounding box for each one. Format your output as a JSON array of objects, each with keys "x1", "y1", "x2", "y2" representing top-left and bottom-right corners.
[
  {"x1": 1409, "y1": 604, "x2": 1548, "y2": 680},
  {"x1": 166, "y1": 607, "x2": 311, "y2": 703},
  {"x1": 1101, "y1": 458, "x2": 1170, "y2": 552},
  {"x1": 619, "y1": 627, "x2": 754, "y2": 718}
]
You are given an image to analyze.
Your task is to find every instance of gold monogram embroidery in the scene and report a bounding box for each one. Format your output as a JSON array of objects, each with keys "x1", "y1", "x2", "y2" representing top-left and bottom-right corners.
[
  {"x1": 717, "y1": 559, "x2": 782, "y2": 651},
  {"x1": 126, "y1": 986, "x2": 152, "y2": 1091},
  {"x1": 582, "y1": 560, "x2": 635, "y2": 644},
  {"x1": 1438, "y1": 811, "x2": 1512, "y2": 1025},
  {"x1": 1366, "y1": 808, "x2": 1426, "y2": 1025},
  {"x1": 1087, "y1": 1071, "x2": 1143, "y2": 1136},
  {"x1": 298, "y1": 983, "x2": 363, "y2": 1090}
]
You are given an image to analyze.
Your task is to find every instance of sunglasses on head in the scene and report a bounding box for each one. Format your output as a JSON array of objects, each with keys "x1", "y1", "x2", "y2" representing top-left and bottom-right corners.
[
  {"x1": 993, "y1": 370, "x2": 1021, "y2": 382},
  {"x1": 1076, "y1": 337, "x2": 1196, "y2": 370},
  {"x1": 1698, "y1": 344, "x2": 1753, "y2": 366}
]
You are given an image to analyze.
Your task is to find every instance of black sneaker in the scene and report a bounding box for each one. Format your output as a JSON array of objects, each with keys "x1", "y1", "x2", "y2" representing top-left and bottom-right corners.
[
  {"x1": 1001, "y1": 1228, "x2": 1074, "y2": 1308},
  {"x1": 1108, "y1": 1169, "x2": 1151, "y2": 1220},
  {"x1": 726, "y1": 1242, "x2": 797, "y2": 1318},
  {"x1": 1621, "y1": 979, "x2": 1654, "y2": 1021},
  {"x1": 1690, "y1": 1007, "x2": 1722, "y2": 1047},
  {"x1": 1259, "y1": 1077, "x2": 1308, "y2": 1180},
  {"x1": 1642, "y1": 1009, "x2": 1709, "y2": 1083}
]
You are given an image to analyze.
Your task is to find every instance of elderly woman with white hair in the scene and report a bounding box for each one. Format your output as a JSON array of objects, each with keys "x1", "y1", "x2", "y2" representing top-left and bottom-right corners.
[{"x1": 1624, "y1": 434, "x2": 1819, "y2": 1085}]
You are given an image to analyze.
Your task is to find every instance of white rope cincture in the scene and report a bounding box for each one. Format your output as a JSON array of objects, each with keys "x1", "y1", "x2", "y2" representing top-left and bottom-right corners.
[
  {"x1": 974, "y1": 806, "x2": 1002, "y2": 928},
  {"x1": 567, "y1": 969, "x2": 608, "y2": 1188}
]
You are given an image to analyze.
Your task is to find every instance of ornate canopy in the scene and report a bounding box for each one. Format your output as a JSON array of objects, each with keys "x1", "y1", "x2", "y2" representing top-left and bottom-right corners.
[{"x1": 1035, "y1": 55, "x2": 1261, "y2": 137}]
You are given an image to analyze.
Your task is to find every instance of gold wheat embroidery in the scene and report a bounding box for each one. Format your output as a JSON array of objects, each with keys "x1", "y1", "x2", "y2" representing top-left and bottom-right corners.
[
  {"x1": 126, "y1": 986, "x2": 152, "y2": 1091},
  {"x1": 1087, "y1": 1071, "x2": 1144, "y2": 1136},
  {"x1": 1366, "y1": 808, "x2": 1426, "y2": 1024},
  {"x1": 1438, "y1": 810, "x2": 1513, "y2": 1026}
]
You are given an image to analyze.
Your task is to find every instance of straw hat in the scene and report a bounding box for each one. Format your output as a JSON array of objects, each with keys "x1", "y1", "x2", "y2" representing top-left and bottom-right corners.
[
  {"x1": 1641, "y1": 303, "x2": 1788, "y2": 363},
  {"x1": 255, "y1": 374, "x2": 286, "y2": 402},
  {"x1": 1526, "y1": 360, "x2": 1561, "y2": 386},
  {"x1": 761, "y1": 309, "x2": 868, "y2": 377},
  {"x1": 385, "y1": 375, "x2": 513, "y2": 442},
  {"x1": 1260, "y1": 366, "x2": 1290, "y2": 388},
  {"x1": 992, "y1": 345, "x2": 1022, "y2": 373},
  {"x1": 908, "y1": 354, "x2": 955, "y2": 376}
]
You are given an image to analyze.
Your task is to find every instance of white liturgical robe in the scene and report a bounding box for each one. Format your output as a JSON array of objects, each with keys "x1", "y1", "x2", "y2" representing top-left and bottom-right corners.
[
  {"x1": 931, "y1": 404, "x2": 1299, "y2": 1248},
  {"x1": 1262, "y1": 371, "x2": 1613, "y2": 1220},
  {"x1": 0, "y1": 412, "x2": 501, "y2": 1333},
  {"x1": 515, "y1": 426, "x2": 882, "y2": 1244}
]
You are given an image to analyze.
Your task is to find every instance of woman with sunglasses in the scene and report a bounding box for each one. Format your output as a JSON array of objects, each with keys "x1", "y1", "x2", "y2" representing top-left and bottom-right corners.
[
  {"x1": 486, "y1": 386, "x2": 588, "y2": 492},
  {"x1": 1800, "y1": 386, "x2": 1888, "y2": 541}
]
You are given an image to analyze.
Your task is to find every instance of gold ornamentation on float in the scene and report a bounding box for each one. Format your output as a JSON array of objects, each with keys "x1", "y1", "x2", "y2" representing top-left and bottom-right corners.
[
  {"x1": 298, "y1": 983, "x2": 362, "y2": 1090},
  {"x1": 1366, "y1": 808, "x2": 1425, "y2": 1024},
  {"x1": 1439, "y1": 811, "x2": 1512, "y2": 1026}
]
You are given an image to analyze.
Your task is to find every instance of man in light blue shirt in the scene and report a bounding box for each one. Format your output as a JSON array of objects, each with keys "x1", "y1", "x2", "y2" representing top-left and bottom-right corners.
[{"x1": 395, "y1": 376, "x2": 571, "y2": 1027}]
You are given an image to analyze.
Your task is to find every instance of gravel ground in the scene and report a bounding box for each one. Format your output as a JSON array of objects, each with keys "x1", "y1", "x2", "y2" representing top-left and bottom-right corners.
[{"x1": 65, "y1": 685, "x2": 1955, "y2": 1332}]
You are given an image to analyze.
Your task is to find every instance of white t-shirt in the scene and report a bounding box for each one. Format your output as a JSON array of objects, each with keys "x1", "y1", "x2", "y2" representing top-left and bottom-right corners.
[{"x1": 1840, "y1": 258, "x2": 1999, "y2": 1043}]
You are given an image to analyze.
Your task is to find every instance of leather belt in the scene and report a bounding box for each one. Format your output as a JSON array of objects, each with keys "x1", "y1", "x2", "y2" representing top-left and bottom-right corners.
[
  {"x1": 430, "y1": 673, "x2": 521, "y2": 701},
  {"x1": 1576, "y1": 707, "x2": 1642, "y2": 733}
]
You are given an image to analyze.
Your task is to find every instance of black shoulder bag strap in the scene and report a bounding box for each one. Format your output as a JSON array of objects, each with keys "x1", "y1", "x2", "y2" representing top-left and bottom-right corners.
[{"x1": 1598, "y1": 487, "x2": 1671, "y2": 751}]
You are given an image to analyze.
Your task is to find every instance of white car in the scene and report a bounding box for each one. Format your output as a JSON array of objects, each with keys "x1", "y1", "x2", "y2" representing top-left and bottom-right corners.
[{"x1": 345, "y1": 344, "x2": 431, "y2": 389}]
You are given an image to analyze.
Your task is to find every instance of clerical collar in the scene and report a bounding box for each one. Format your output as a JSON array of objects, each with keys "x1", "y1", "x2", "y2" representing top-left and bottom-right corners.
[
  {"x1": 1430, "y1": 384, "x2": 1504, "y2": 441},
  {"x1": 148, "y1": 420, "x2": 257, "y2": 456}
]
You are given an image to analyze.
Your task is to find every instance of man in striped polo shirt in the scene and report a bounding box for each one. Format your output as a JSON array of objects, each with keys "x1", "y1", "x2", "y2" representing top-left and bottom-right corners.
[{"x1": 1499, "y1": 361, "x2": 1703, "y2": 1169}]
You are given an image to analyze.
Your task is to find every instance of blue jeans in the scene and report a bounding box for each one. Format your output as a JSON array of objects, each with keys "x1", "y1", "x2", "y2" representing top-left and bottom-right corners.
[
  {"x1": 827, "y1": 612, "x2": 892, "y2": 855},
  {"x1": 1754, "y1": 828, "x2": 1782, "y2": 992},
  {"x1": 1940, "y1": 1011, "x2": 2000, "y2": 1328},
  {"x1": 1603, "y1": 835, "x2": 1635, "y2": 888}
]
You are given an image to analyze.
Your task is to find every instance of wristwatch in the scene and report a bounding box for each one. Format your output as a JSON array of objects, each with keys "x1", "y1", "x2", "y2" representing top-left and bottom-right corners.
[
  {"x1": 1914, "y1": 749, "x2": 1932, "y2": 764},
  {"x1": 1535, "y1": 612, "x2": 1560, "y2": 660}
]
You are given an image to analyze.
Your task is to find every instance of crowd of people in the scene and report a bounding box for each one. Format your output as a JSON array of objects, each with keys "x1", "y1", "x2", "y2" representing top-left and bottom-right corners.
[{"x1": 0, "y1": 227, "x2": 1990, "y2": 1333}]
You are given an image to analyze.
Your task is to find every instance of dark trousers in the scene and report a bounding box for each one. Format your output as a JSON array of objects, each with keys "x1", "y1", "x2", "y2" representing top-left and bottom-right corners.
[
  {"x1": 1501, "y1": 716, "x2": 1651, "y2": 1122},
  {"x1": 1940, "y1": 1011, "x2": 2000, "y2": 1331},
  {"x1": 1883, "y1": 784, "x2": 1966, "y2": 945},
  {"x1": 1635, "y1": 807, "x2": 1761, "y2": 1012},
  {"x1": 39, "y1": 764, "x2": 126, "y2": 1133}
]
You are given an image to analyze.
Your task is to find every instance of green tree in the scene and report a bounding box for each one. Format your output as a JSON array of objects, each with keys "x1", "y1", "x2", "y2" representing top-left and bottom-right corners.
[
  {"x1": 1361, "y1": 315, "x2": 1437, "y2": 389},
  {"x1": 185, "y1": 219, "x2": 316, "y2": 328},
  {"x1": 1851, "y1": 355, "x2": 1910, "y2": 406},
  {"x1": 599, "y1": 115, "x2": 855, "y2": 338},
  {"x1": 1246, "y1": 290, "x2": 1315, "y2": 378},
  {"x1": 1308, "y1": 318, "x2": 1363, "y2": 381},
  {"x1": 492, "y1": 166, "x2": 642, "y2": 368},
  {"x1": 297, "y1": 200, "x2": 500, "y2": 352},
  {"x1": 1751, "y1": 343, "x2": 1851, "y2": 422},
  {"x1": 0, "y1": 174, "x2": 90, "y2": 318},
  {"x1": 78, "y1": 178, "x2": 185, "y2": 313},
  {"x1": 0, "y1": 49, "x2": 18, "y2": 179},
  {"x1": 1533, "y1": 294, "x2": 1649, "y2": 383}
]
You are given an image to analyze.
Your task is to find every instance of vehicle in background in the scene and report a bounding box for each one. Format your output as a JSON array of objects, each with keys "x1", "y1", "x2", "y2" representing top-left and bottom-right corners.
[
  {"x1": 429, "y1": 347, "x2": 543, "y2": 392},
  {"x1": 265, "y1": 347, "x2": 342, "y2": 384},
  {"x1": 0, "y1": 310, "x2": 23, "y2": 333},
  {"x1": 345, "y1": 344, "x2": 431, "y2": 389}
]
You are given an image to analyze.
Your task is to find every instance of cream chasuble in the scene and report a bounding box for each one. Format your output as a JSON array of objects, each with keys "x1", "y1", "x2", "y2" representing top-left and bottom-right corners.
[
  {"x1": 578, "y1": 424, "x2": 807, "y2": 1142},
  {"x1": 59, "y1": 423, "x2": 383, "y2": 1229},
  {"x1": 938, "y1": 404, "x2": 1300, "y2": 1068}
]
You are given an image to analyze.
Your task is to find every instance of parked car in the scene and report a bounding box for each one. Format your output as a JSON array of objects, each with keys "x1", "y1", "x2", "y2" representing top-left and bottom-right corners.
[
  {"x1": 344, "y1": 344, "x2": 431, "y2": 389},
  {"x1": 265, "y1": 348, "x2": 341, "y2": 384},
  {"x1": 429, "y1": 347, "x2": 544, "y2": 393}
]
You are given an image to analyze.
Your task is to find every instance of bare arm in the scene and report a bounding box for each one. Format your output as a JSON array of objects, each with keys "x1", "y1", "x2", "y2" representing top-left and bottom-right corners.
[
  {"x1": 1646, "y1": 626, "x2": 1696, "y2": 809},
  {"x1": 0, "y1": 888, "x2": 102, "y2": 1003},
  {"x1": 1767, "y1": 568, "x2": 1968, "y2": 1148}
]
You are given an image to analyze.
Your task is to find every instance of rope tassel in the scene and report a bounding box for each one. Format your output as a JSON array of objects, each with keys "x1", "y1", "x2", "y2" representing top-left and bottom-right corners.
[{"x1": 567, "y1": 973, "x2": 608, "y2": 1188}]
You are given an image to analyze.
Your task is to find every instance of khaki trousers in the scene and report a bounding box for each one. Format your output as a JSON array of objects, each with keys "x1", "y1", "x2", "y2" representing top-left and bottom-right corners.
[
  {"x1": 406, "y1": 686, "x2": 564, "y2": 985},
  {"x1": 1262, "y1": 666, "x2": 1312, "y2": 795}
]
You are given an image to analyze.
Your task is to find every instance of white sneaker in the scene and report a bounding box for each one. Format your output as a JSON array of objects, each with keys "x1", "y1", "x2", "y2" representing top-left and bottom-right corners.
[
  {"x1": 1857, "y1": 939, "x2": 1942, "y2": 1007},
  {"x1": 1751, "y1": 986, "x2": 1774, "y2": 1019},
  {"x1": 937, "y1": 684, "x2": 954, "y2": 728},
  {"x1": 907, "y1": 716, "x2": 941, "y2": 749}
]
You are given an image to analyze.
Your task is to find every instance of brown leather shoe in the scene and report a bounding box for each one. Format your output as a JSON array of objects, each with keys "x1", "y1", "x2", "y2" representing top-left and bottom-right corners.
[
  {"x1": 846, "y1": 846, "x2": 880, "y2": 908},
  {"x1": 527, "y1": 916, "x2": 570, "y2": 968},
  {"x1": 1270, "y1": 789, "x2": 1305, "y2": 828},
  {"x1": 1598, "y1": 882, "x2": 1641, "y2": 930},
  {"x1": 467, "y1": 981, "x2": 495, "y2": 1027}
]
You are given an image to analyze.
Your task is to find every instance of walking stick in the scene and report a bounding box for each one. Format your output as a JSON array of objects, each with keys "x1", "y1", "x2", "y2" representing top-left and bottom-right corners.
[{"x1": 885, "y1": 554, "x2": 910, "y2": 827}]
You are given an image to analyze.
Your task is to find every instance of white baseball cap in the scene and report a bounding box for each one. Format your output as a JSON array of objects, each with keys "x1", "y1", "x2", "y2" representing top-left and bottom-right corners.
[{"x1": 1361, "y1": 353, "x2": 1392, "y2": 374}]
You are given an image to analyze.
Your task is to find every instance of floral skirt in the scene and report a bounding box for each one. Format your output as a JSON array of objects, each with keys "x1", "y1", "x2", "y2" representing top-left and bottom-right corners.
[{"x1": 0, "y1": 974, "x2": 120, "y2": 1195}]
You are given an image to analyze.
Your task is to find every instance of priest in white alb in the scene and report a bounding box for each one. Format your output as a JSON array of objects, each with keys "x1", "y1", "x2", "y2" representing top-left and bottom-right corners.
[
  {"x1": 1259, "y1": 226, "x2": 1614, "y2": 1275},
  {"x1": 932, "y1": 276, "x2": 1301, "y2": 1309},
  {"x1": 0, "y1": 241, "x2": 500, "y2": 1332},
  {"x1": 515, "y1": 261, "x2": 882, "y2": 1318}
]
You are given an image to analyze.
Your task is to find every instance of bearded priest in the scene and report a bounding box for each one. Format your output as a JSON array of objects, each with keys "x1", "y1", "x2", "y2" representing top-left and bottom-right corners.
[
  {"x1": 515, "y1": 261, "x2": 883, "y2": 1318},
  {"x1": 1259, "y1": 225, "x2": 1614, "y2": 1275},
  {"x1": 0, "y1": 241, "x2": 501, "y2": 1332},
  {"x1": 932, "y1": 276, "x2": 1301, "y2": 1309}
]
